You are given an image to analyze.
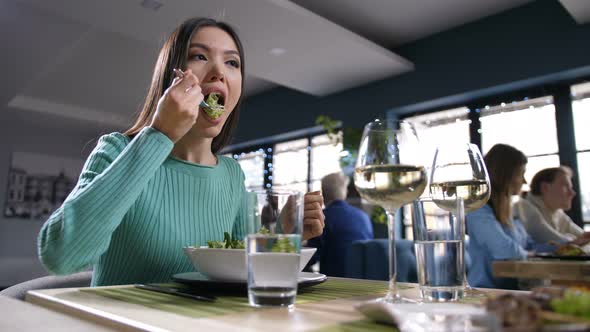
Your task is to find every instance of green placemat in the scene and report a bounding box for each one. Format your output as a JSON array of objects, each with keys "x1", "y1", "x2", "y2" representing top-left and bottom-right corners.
[
  {"x1": 311, "y1": 319, "x2": 398, "y2": 332},
  {"x1": 81, "y1": 278, "x2": 398, "y2": 319}
]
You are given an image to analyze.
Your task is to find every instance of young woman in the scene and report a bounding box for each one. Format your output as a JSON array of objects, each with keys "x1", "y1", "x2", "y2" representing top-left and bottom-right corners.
[
  {"x1": 515, "y1": 166, "x2": 590, "y2": 246},
  {"x1": 37, "y1": 18, "x2": 325, "y2": 286},
  {"x1": 466, "y1": 144, "x2": 541, "y2": 289}
]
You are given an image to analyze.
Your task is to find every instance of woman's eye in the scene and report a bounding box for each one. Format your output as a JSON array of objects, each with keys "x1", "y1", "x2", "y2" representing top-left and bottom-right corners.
[
  {"x1": 190, "y1": 54, "x2": 207, "y2": 61},
  {"x1": 227, "y1": 60, "x2": 240, "y2": 68}
]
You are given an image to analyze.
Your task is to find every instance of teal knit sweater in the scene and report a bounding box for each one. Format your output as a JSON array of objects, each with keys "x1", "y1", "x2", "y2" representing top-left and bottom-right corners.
[{"x1": 38, "y1": 127, "x2": 247, "y2": 286}]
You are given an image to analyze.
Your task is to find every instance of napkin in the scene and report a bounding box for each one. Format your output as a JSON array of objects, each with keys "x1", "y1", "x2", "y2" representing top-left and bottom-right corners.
[{"x1": 355, "y1": 300, "x2": 501, "y2": 332}]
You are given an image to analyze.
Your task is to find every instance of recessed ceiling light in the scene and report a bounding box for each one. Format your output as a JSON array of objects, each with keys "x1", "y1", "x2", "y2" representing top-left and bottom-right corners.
[
  {"x1": 141, "y1": 0, "x2": 163, "y2": 11},
  {"x1": 269, "y1": 48, "x2": 286, "y2": 56}
]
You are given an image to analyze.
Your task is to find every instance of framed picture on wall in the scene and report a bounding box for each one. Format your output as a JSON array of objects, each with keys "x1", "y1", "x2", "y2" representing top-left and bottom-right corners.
[{"x1": 4, "y1": 152, "x2": 83, "y2": 220}]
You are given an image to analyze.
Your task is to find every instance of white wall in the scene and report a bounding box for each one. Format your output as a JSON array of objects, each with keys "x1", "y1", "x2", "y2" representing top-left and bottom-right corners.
[{"x1": 0, "y1": 108, "x2": 115, "y2": 287}]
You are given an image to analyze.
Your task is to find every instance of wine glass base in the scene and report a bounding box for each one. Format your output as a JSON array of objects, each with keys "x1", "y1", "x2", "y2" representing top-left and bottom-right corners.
[
  {"x1": 376, "y1": 294, "x2": 418, "y2": 304},
  {"x1": 462, "y1": 286, "x2": 487, "y2": 298}
]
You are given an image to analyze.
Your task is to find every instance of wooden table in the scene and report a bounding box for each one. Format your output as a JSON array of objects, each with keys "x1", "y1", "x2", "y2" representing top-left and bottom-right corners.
[
  {"x1": 23, "y1": 278, "x2": 503, "y2": 332},
  {"x1": 0, "y1": 295, "x2": 117, "y2": 332},
  {"x1": 492, "y1": 259, "x2": 590, "y2": 286}
]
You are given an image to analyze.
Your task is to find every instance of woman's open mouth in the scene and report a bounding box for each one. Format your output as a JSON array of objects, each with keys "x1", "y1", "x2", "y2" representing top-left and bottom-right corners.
[{"x1": 202, "y1": 93, "x2": 225, "y2": 119}]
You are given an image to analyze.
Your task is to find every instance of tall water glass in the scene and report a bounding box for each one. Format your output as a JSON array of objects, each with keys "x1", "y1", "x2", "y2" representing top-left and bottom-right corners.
[
  {"x1": 246, "y1": 190, "x2": 303, "y2": 308},
  {"x1": 413, "y1": 198, "x2": 465, "y2": 302},
  {"x1": 354, "y1": 119, "x2": 426, "y2": 303}
]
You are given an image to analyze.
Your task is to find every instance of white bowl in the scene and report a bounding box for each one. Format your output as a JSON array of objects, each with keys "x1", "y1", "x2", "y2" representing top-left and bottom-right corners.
[{"x1": 183, "y1": 247, "x2": 317, "y2": 281}]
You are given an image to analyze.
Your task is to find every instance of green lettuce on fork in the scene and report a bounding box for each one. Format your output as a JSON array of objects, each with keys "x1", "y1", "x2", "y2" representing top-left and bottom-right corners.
[{"x1": 203, "y1": 93, "x2": 225, "y2": 119}]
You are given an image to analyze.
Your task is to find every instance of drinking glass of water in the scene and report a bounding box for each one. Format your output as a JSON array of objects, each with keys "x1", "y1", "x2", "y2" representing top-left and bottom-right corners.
[
  {"x1": 412, "y1": 198, "x2": 465, "y2": 302},
  {"x1": 246, "y1": 190, "x2": 303, "y2": 308}
]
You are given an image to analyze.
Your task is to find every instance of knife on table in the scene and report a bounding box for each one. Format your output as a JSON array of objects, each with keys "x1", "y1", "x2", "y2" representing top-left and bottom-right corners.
[{"x1": 134, "y1": 284, "x2": 216, "y2": 302}]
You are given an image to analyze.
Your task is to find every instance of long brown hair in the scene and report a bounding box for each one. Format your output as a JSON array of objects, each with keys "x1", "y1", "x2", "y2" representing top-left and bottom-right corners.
[
  {"x1": 124, "y1": 17, "x2": 245, "y2": 153},
  {"x1": 484, "y1": 144, "x2": 527, "y2": 225}
]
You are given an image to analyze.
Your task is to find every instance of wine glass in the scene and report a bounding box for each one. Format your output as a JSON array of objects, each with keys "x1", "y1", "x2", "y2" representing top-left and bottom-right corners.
[
  {"x1": 429, "y1": 143, "x2": 490, "y2": 296},
  {"x1": 354, "y1": 119, "x2": 427, "y2": 303}
]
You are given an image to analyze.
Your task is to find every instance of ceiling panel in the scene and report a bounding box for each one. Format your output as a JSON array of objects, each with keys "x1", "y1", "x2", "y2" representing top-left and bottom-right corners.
[
  {"x1": 559, "y1": 0, "x2": 590, "y2": 24},
  {"x1": 291, "y1": 0, "x2": 533, "y2": 47},
  {"x1": 0, "y1": 1, "x2": 88, "y2": 106},
  {"x1": 17, "y1": 0, "x2": 413, "y2": 96},
  {"x1": 19, "y1": 29, "x2": 156, "y2": 118}
]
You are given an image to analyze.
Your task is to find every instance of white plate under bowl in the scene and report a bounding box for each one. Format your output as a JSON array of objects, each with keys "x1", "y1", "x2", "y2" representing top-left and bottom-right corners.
[{"x1": 182, "y1": 247, "x2": 317, "y2": 282}]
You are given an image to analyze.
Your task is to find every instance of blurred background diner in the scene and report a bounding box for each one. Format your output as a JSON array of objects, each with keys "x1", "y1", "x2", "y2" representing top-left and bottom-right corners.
[
  {"x1": 1, "y1": 0, "x2": 590, "y2": 291},
  {"x1": 305, "y1": 172, "x2": 373, "y2": 277},
  {"x1": 515, "y1": 166, "x2": 590, "y2": 248}
]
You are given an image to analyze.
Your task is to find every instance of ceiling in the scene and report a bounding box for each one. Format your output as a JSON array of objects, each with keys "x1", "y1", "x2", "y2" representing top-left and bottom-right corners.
[
  {"x1": 1, "y1": 0, "x2": 587, "y2": 130},
  {"x1": 560, "y1": 0, "x2": 590, "y2": 24}
]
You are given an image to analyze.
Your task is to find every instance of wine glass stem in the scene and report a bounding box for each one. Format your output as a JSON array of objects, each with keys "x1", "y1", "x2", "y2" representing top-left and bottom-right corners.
[
  {"x1": 455, "y1": 198, "x2": 470, "y2": 290},
  {"x1": 385, "y1": 210, "x2": 399, "y2": 302}
]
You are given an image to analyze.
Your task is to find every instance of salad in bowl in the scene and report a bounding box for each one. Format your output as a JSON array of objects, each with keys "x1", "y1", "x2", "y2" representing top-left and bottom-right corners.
[{"x1": 183, "y1": 232, "x2": 317, "y2": 281}]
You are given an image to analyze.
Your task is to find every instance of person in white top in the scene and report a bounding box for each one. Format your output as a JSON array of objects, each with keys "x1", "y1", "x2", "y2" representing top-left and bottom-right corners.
[{"x1": 515, "y1": 166, "x2": 590, "y2": 246}]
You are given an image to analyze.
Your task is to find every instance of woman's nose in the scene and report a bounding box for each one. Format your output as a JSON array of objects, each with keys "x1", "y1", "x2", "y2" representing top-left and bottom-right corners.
[{"x1": 206, "y1": 61, "x2": 225, "y2": 82}]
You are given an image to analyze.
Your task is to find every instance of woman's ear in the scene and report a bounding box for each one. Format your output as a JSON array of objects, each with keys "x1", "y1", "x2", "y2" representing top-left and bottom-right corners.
[{"x1": 540, "y1": 181, "x2": 550, "y2": 195}]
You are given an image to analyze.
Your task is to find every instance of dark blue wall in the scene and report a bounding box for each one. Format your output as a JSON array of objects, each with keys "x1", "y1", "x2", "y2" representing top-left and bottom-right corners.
[{"x1": 235, "y1": 0, "x2": 590, "y2": 144}]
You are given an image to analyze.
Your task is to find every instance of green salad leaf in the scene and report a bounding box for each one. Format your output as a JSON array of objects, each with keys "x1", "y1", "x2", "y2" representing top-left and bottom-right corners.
[
  {"x1": 206, "y1": 232, "x2": 244, "y2": 249},
  {"x1": 551, "y1": 289, "x2": 590, "y2": 319},
  {"x1": 205, "y1": 227, "x2": 296, "y2": 252},
  {"x1": 203, "y1": 93, "x2": 224, "y2": 119},
  {"x1": 257, "y1": 227, "x2": 271, "y2": 235},
  {"x1": 271, "y1": 237, "x2": 297, "y2": 253},
  {"x1": 206, "y1": 240, "x2": 225, "y2": 248}
]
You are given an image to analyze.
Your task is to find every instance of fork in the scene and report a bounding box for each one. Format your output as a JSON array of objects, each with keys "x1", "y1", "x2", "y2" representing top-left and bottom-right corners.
[{"x1": 172, "y1": 69, "x2": 212, "y2": 111}]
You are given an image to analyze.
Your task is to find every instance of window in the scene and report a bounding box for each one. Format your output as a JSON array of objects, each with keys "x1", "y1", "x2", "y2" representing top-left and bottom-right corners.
[
  {"x1": 406, "y1": 107, "x2": 471, "y2": 167},
  {"x1": 403, "y1": 107, "x2": 471, "y2": 239},
  {"x1": 272, "y1": 138, "x2": 309, "y2": 193},
  {"x1": 310, "y1": 133, "x2": 343, "y2": 191},
  {"x1": 480, "y1": 96, "x2": 560, "y2": 187},
  {"x1": 572, "y1": 82, "x2": 590, "y2": 225},
  {"x1": 233, "y1": 150, "x2": 265, "y2": 191}
]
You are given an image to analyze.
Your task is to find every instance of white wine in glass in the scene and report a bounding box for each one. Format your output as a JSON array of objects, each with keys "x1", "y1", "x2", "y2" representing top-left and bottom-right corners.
[
  {"x1": 430, "y1": 179, "x2": 489, "y2": 213},
  {"x1": 429, "y1": 143, "x2": 490, "y2": 295},
  {"x1": 355, "y1": 165, "x2": 427, "y2": 211},
  {"x1": 354, "y1": 120, "x2": 426, "y2": 303}
]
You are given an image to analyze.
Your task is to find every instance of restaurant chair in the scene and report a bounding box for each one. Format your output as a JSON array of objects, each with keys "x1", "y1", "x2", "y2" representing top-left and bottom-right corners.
[
  {"x1": 347, "y1": 239, "x2": 473, "y2": 283},
  {"x1": 0, "y1": 271, "x2": 92, "y2": 301},
  {"x1": 346, "y1": 239, "x2": 418, "y2": 282}
]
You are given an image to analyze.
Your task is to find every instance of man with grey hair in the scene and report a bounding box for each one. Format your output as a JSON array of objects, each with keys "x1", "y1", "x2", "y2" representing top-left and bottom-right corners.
[
  {"x1": 307, "y1": 172, "x2": 373, "y2": 277},
  {"x1": 322, "y1": 172, "x2": 349, "y2": 203}
]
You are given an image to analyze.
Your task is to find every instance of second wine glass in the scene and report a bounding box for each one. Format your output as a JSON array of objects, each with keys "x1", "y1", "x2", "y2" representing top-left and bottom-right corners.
[
  {"x1": 354, "y1": 119, "x2": 426, "y2": 303},
  {"x1": 429, "y1": 143, "x2": 490, "y2": 295}
]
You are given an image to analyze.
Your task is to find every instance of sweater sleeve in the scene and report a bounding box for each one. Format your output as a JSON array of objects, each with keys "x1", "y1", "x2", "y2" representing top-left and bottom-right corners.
[
  {"x1": 515, "y1": 199, "x2": 573, "y2": 243},
  {"x1": 38, "y1": 127, "x2": 173, "y2": 275},
  {"x1": 467, "y1": 207, "x2": 528, "y2": 260},
  {"x1": 230, "y1": 161, "x2": 249, "y2": 241},
  {"x1": 558, "y1": 211, "x2": 584, "y2": 238}
]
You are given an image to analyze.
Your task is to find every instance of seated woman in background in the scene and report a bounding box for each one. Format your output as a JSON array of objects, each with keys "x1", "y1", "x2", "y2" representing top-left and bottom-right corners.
[
  {"x1": 466, "y1": 144, "x2": 551, "y2": 289},
  {"x1": 514, "y1": 166, "x2": 590, "y2": 247}
]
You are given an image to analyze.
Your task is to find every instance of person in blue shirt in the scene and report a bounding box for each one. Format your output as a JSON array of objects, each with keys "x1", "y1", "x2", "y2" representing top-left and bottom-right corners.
[
  {"x1": 307, "y1": 172, "x2": 373, "y2": 277},
  {"x1": 466, "y1": 144, "x2": 552, "y2": 289}
]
